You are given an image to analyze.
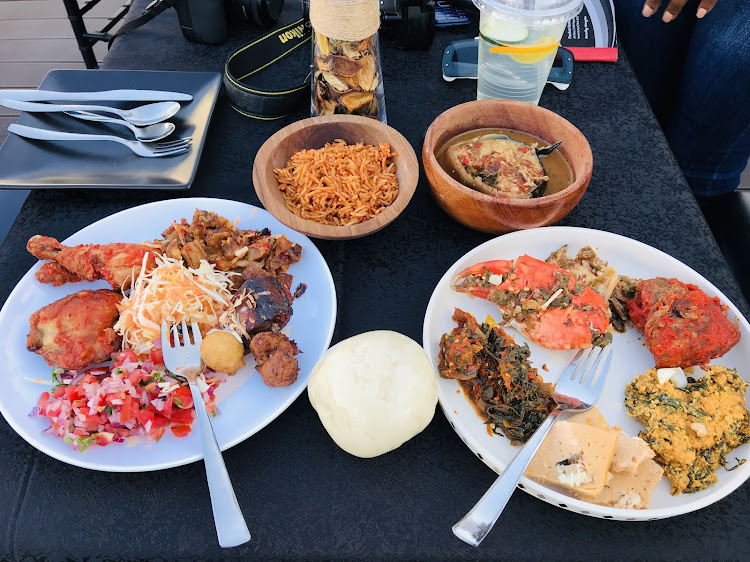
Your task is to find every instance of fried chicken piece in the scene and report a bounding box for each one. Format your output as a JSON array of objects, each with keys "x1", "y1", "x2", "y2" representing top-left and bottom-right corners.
[
  {"x1": 27, "y1": 235, "x2": 157, "y2": 291},
  {"x1": 35, "y1": 262, "x2": 85, "y2": 287},
  {"x1": 27, "y1": 289, "x2": 123, "y2": 370},
  {"x1": 628, "y1": 277, "x2": 741, "y2": 368},
  {"x1": 249, "y1": 332, "x2": 300, "y2": 387}
]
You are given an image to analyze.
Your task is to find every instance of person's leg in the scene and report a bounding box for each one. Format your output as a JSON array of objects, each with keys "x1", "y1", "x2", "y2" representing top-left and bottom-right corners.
[
  {"x1": 666, "y1": 0, "x2": 750, "y2": 197},
  {"x1": 613, "y1": 0, "x2": 697, "y2": 126}
]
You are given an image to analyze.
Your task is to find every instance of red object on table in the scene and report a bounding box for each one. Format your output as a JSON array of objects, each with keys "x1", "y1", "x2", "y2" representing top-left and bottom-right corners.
[{"x1": 566, "y1": 47, "x2": 619, "y2": 62}]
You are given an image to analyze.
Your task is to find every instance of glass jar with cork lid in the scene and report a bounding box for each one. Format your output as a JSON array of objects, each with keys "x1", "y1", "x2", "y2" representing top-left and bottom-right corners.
[{"x1": 309, "y1": 0, "x2": 387, "y2": 122}]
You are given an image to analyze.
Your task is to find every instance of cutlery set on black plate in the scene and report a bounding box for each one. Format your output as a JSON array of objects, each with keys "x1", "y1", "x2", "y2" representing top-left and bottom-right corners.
[{"x1": 1, "y1": 89, "x2": 195, "y2": 158}]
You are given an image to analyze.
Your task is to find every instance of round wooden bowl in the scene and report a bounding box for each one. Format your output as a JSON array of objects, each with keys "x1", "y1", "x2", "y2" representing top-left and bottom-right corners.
[
  {"x1": 253, "y1": 115, "x2": 419, "y2": 240},
  {"x1": 423, "y1": 100, "x2": 593, "y2": 234}
]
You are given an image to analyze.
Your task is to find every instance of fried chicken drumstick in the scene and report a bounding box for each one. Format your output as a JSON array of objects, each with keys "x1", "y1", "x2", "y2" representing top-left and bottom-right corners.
[
  {"x1": 35, "y1": 262, "x2": 86, "y2": 287},
  {"x1": 27, "y1": 235, "x2": 157, "y2": 291},
  {"x1": 27, "y1": 289, "x2": 123, "y2": 370}
]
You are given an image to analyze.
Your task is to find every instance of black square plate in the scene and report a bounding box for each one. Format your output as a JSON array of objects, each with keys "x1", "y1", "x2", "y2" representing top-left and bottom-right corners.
[{"x1": 0, "y1": 69, "x2": 222, "y2": 190}]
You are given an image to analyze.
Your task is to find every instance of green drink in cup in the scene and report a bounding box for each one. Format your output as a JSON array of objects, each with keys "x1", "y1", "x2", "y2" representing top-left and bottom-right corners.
[{"x1": 475, "y1": 0, "x2": 583, "y2": 105}]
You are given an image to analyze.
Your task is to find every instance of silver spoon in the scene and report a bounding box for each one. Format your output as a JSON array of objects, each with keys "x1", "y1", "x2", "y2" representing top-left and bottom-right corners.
[
  {"x1": 0, "y1": 99, "x2": 180, "y2": 126},
  {"x1": 64, "y1": 110, "x2": 175, "y2": 142}
]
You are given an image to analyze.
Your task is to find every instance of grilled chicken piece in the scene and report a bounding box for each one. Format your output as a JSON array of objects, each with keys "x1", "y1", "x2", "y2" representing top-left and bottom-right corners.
[
  {"x1": 232, "y1": 276, "x2": 292, "y2": 337},
  {"x1": 27, "y1": 289, "x2": 123, "y2": 369},
  {"x1": 627, "y1": 277, "x2": 740, "y2": 368},
  {"x1": 27, "y1": 235, "x2": 157, "y2": 291}
]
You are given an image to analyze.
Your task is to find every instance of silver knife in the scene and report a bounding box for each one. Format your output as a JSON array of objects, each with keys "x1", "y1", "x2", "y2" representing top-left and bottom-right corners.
[{"x1": 0, "y1": 89, "x2": 193, "y2": 102}]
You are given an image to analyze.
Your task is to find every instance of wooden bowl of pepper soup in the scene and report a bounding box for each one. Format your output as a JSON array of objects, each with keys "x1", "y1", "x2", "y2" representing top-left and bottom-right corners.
[{"x1": 422, "y1": 99, "x2": 593, "y2": 234}]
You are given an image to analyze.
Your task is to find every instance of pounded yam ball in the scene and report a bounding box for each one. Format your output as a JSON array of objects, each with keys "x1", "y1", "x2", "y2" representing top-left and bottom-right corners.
[
  {"x1": 308, "y1": 331, "x2": 438, "y2": 458},
  {"x1": 200, "y1": 330, "x2": 245, "y2": 375}
]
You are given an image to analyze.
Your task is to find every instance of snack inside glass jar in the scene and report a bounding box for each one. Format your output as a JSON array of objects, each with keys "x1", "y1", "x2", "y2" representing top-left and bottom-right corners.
[{"x1": 311, "y1": 30, "x2": 387, "y2": 122}]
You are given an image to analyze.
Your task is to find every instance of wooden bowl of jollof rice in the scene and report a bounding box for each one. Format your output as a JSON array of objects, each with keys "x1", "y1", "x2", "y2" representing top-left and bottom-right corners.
[{"x1": 253, "y1": 115, "x2": 419, "y2": 240}]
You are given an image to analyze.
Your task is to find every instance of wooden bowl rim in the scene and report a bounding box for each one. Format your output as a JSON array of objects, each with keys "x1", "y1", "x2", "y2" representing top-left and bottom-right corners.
[
  {"x1": 423, "y1": 99, "x2": 593, "y2": 208},
  {"x1": 253, "y1": 115, "x2": 419, "y2": 240}
]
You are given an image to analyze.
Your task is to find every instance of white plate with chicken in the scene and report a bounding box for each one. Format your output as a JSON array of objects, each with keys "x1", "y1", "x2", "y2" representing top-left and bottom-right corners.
[
  {"x1": 423, "y1": 226, "x2": 750, "y2": 520},
  {"x1": 0, "y1": 198, "x2": 337, "y2": 471}
]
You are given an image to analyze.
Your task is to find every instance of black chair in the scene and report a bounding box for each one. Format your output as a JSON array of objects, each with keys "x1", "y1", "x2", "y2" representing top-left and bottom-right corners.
[{"x1": 62, "y1": 0, "x2": 133, "y2": 69}]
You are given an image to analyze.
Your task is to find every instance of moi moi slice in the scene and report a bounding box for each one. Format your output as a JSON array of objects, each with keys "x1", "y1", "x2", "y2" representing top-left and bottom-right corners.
[
  {"x1": 568, "y1": 408, "x2": 655, "y2": 475},
  {"x1": 526, "y1": 408, "x2": 663, "y2": 509},
  {"x1": 567, "y1": 408, "x2": 663, "y2": 509},
  {"x1": 307, "y1": 331, "x2": 438, "y2": 458},
  {"x1": 525, "y1": 421, "x2": 618, "y2": 497},
  {"x1": 584, "y1": 458, "x2": 664, "y2": 510}
]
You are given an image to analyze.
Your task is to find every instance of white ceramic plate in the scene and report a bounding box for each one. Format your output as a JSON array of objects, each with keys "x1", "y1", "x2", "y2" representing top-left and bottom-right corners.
[
  {"x1": 0, "y1": 198, "x2": 337, "y2": 472},
  {"x1": 423, "y1": 226, "x2": 750, "y2": 521}
]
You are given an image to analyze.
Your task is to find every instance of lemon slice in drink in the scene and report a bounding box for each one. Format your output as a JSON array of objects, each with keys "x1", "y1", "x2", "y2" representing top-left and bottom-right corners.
[
  {"x1": 508, "y1": 36, "x2": 559, "y2": 63},
  {"x1": 479, "y1": 19, "x2": 529, "y2": 44}
]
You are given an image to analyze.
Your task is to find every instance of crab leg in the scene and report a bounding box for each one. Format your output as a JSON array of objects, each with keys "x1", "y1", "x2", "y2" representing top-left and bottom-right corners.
[
  {"x1": 452, "y1": 260, "x2": 513, "y2": 299},
  {"x1": 502, "y1": 255, "x2": 572, "y2": 293}
]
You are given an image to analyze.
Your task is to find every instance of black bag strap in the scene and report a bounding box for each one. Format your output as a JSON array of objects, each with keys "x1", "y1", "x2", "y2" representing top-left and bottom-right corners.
[
  {"x1": 109, "y1": 5, "x2": 311, "y2": 119},
  {"x1": 108, "y1": 0, "x2": 177, "y2": 48},
  {"x1": 223, "y1": 18, "x2": 312, "y2": 120}
]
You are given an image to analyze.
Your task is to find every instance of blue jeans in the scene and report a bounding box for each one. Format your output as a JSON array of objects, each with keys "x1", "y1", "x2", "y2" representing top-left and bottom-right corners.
[{"x1": 614, "y1": 0, "x2": 750, "y2": 197}]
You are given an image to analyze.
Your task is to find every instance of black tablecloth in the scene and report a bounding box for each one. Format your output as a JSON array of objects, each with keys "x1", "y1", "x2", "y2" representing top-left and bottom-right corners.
[{"x1": 1, "y1": 2, "x2": 748, "y2": 560}]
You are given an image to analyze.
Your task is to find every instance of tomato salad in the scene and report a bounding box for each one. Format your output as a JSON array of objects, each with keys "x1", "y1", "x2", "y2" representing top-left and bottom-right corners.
[{"x1": 34, "y1": 348, "x2": 224, "y2": 451}]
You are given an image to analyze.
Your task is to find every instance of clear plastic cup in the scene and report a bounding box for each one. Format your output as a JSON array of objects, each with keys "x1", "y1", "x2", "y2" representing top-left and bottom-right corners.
[{"x1": 474, "y1": 0, "x2": 583, "y2": 105}]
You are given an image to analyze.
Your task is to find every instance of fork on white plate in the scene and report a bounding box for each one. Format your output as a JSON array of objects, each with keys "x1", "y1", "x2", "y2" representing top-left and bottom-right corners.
[
  {"x1": 161, "y1": 320, "x2": 251, "y2": 548},
  {"x1": 452, "y1": 346, "x2": 614, "y2": 547}
]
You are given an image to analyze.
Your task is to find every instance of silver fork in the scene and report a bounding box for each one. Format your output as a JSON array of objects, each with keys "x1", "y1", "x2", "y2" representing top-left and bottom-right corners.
[
  {"x1": 7, "y1": 124, "x2": 191, "y2": 157},
  {"x1": 161, "y1": 320, "x2": 251, "y2": 548},
  {"x1": 452, "y1": 346, "x2": 614, "y2": 547}
]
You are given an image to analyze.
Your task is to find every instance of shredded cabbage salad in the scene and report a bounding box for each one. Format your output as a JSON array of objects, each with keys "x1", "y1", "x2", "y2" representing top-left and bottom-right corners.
[{"x1": 114, "y1": 255, "x2": 238, "y2": 355}]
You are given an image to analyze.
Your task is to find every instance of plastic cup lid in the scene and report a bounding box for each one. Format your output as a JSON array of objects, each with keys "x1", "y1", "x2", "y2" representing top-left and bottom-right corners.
[{"x1": 473, "y1": 0, "x2": 584, "y2": 25}]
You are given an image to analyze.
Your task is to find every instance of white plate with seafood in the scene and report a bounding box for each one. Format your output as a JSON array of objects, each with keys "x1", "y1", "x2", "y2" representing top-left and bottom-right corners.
[
  {"x1": 422, "y1": 226, "x2": 750, "y2": 520},
  {"x1": 0, "y1": 198, "x2": 337, "y2": 472}
]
